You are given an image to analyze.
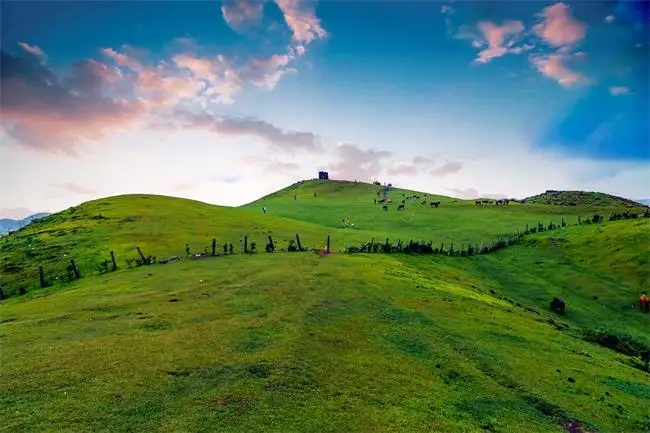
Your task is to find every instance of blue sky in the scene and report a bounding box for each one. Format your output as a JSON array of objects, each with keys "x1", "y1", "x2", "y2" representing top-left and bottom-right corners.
[{"x1": 1, "y1": 0, "x2": 648, "y2": 218}]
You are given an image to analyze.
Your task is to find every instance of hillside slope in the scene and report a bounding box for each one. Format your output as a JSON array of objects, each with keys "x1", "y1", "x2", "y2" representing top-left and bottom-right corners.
[
  {"x1": 0, "y1": 194, "x2": 339, "y2": 297},
  {"x1": 1, "y1": 221, "x2": 649, "y2": 433},
  {"x1": 523, "y1": 190, "x2": 647, "y2": 208},
  {"x1": 242, "y1": 180, "x2": 645, "y2": 244}
]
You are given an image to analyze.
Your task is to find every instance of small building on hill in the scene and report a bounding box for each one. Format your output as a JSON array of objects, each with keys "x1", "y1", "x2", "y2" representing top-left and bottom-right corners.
[{"x1": 318, "y1": 171, "x2": 329, "y2": 180}]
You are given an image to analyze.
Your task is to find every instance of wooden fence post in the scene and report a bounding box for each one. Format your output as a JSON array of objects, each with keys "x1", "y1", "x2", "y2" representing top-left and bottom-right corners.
[
  {"x1": 243, "y1": 236, "x2": 248, "y2": 254},
  {"x1": 136, "y1": 246, "x2": 147, "y2": 263},
  {"x1": 268, "y1": 235, "x2": 275, "y2": 252},
  {"x1": 212, "y1": 238, "x2": 216, "y2": 256},
  {"x1": 110, "y1": 250, "x2": 118, "y2": 271},
  {"x1": 327, "y1": 235, "x2": 331, "y2": 253},
  {"x1": 39, "y1": 266, "x2": 46, "y2": 288},
  {"x1": 70, "y1": 259, "x2": 80, "y2": 279},
  {"x1": 295, "y1": 234, "x2": 303, "y2": 251}
]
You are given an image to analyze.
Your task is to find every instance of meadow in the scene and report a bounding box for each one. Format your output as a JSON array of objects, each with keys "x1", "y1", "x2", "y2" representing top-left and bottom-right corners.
[{"x1": 1, "y1": 180, "x2": 649, "y2": 433}]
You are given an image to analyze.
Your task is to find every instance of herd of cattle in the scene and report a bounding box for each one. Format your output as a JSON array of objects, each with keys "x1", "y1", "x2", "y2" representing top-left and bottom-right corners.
[{"x1": 376, "y1": 190, "x2": 510, "y2": 211}]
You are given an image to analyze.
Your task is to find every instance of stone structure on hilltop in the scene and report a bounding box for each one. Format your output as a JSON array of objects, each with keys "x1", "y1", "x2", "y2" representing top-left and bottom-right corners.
[{"x1": 318, "y1": 171, "x2": 329, "y2": 180}]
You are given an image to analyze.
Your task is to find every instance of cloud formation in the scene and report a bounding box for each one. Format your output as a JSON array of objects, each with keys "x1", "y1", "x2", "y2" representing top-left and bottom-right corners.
[
  {"x1": 529, "y1": 3, "x2": 589, "y2": 88},
  {"x1": 430, "y1": 161, "x2": 464, "y2": 177},
  {"x1": 221, "y1": 0, "x2": 265, "y2": 32},
  {"x1": 1, "y1": 46, "x2": 146, "y2": 156},
  {"x1": 274, "y1": 0, "x2": 328, "y2": 46},
  {"x1": 529, "y1": 52, "x2": 589, "y2": 88},
  {"x1": 1, "y1": 3, "x2": 328, "y2": 156},
  {"x1": 532, "y1": 3, "x2": 586, "y2": 48},
  {"x1": 160, "y1": 109, "x2": 323, "y2": 153},
  {"x1": 473, "y1": 20, "x2": 526, "y2": 63},
  {"x1": 328, "y1": 142, "x2": 392, "y2": 181},
  {"x1": 451, "y1": 2, "x2": 591, "y2": 88}
]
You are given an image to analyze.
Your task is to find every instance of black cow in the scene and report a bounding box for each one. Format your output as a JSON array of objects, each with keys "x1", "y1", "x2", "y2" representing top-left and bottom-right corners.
[
  {"x1": 430, "y1": 201, "x2": 440, "y2": 208},
  {"x1": 382, "y1": 205, "x2": 389, "y2": 211},
  {"x1": 397, "y1": 204, "x2": 405, "y2": 211},
  {"x1": 550, "y1": 297, "x2": 565, "y2": 314}
]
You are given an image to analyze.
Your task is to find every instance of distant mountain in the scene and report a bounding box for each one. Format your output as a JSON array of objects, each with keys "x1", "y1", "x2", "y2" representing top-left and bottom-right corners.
[
  {"x1": 636, "y1": 199, "x2": 650, "y2": 207},
  {"x1": 0, "y1": 213, "x2": 51, "y2": 235}
]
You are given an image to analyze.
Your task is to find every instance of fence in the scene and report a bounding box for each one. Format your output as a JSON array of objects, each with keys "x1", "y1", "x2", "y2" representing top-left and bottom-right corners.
[{"x1": 1, "y1": 210, "x2": 648, "y2": 300}]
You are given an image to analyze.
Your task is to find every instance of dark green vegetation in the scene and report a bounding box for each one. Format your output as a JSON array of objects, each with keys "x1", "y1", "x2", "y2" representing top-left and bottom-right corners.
[
  {"x1": 1, "y1": 180, "x2": 649, "y2": 433},
  {"x1": 522, "y1": 190, "x2": 645, "y2": 208}
]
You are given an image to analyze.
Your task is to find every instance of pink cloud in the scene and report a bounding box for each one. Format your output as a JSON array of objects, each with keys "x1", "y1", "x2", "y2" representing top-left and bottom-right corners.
[
  {"x1": 328, "y1": 142, "x2": 392, "y2": 181},
  {"x1": 274, "y1": 0, "x2": 328, "y2": 47},
  {"x1": 430, "y1": 162, "x2": 464, "y2": 177},
  {"x1": 101, "y1": 47, "x2": 143, "y2": 71},
  {"x1": 609, "y1": 86, "x2": 630, "y2": 96},
  {"x1": 469, "y1": 20, "x2": 527, "y2": 63},
  {"x1": 2, "y1": 0, "x2": 330, "y2": 156},
  {"x1": 1, "y1": 51, "x2": 146, "y2": 156},
  {"x1": 530, "y1": 53, "x2": 589, "y2": 88},
  {"x1": 533, "y1": 3, "x2": 586, "y2": 48}
]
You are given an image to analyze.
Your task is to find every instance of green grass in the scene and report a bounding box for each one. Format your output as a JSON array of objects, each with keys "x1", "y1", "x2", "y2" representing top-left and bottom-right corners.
[
  {"x1": 522, "y1": 189, "x2": 647, "y2": 208},
  {"x1": 1, "y1": 180, "x2": 649, "y2": 433}
]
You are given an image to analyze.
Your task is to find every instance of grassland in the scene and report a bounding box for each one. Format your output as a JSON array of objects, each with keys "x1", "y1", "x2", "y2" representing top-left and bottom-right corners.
[{"x1": 1, "y1": 180, "x2": 649, "y2": 433}]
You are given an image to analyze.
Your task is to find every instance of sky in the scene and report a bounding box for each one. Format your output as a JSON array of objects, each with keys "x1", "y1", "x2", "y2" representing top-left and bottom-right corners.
[{"x1": 1, "y1": 0, "x2": 649, "y2": 219}]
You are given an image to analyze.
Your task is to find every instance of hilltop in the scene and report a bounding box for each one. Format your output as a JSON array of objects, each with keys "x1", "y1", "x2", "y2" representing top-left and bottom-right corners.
[
  {"x1": 522, "y1": 190, "x2": 647, "y2": 208},
  {"x1": 1, "y1": 180, "x2": 649, "y2": 433},
  {"x1": 4, "y1": 180, "x2": 645, "y2": 298}
]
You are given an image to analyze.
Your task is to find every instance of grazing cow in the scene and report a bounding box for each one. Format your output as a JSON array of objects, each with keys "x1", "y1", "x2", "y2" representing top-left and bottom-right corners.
[
  {"x1": 382, "y1": 205, "x2": 389, "y2": 211},
  {"x1": 401, "y1": 200, "x2": 406, "y2": 204},
  {"x1": 550, "y1": 297, "x2": 565, "y2": 314},
  {"x1": 430, "y1": 201, "x2": 440, "y2": 208},
  {"x1": 397, "y1": 204, "x2": 405, "y2": 211},
  {"x1": 475, "y1": 200, "x2": 482, "y2": 206}
]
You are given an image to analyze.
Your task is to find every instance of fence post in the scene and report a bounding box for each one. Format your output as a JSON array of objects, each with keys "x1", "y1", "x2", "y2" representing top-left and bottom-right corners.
[
  {"x1": 39, "y1": 266, "x2": 46, "y2": 288},
  {"x1": 243, "y1": 236, "x2": 248, "y2": 254},
  {"x1": 136, "y1": 246, "x2": 147, "y2": 263},
  {"x1": 327, "y1": 235, "x2": 331, "y2": 253},
  {"x1": 295, "y1": 234, "x2": 303, "y2": 251},
  {"x1": 70, "y1": 259, "x2": 80, "y2": 279},
  {"x1": 110, "y1": 250, "x2": 118, "y2": 271},
  {"x1": 212, "y1": 238, "x2": 217, "y2": 256}
]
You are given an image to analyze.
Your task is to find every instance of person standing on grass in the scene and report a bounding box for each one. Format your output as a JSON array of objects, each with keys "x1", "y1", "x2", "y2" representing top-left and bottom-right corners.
[
  {"x1": 640, "y1": 293, "x2": 649, "y2": 313},
  {"x1": 262, "y1": 206, "x2": 267, "y2": 214}
]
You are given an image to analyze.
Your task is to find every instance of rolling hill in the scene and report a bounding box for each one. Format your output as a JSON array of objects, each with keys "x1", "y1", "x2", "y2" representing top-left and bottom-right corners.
[
  {"x1": 522, "y1": 190, "x2": 647, "y2": 208},
  {"x1": 1, "y1": 180, "x2": 649, "y2": 433}
]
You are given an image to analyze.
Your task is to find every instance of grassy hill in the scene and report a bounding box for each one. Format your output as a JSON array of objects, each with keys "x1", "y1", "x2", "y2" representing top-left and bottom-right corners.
[
  {"x1": 522, "y1": 190, "x2": 647, "y2": 208},
  {"x1": 1, "y1": 180, "x2": 649, "y2": 433}
]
